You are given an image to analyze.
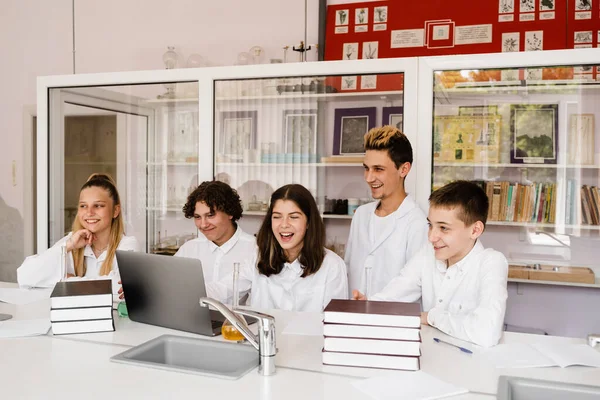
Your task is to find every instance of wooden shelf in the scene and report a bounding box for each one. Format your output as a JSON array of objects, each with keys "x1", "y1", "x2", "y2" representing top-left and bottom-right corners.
[
  {"x1": 216, "y1": 162, "x2": 362, "y2": 167},
  {"x1": 215, "y1": 90, "x2": 403, "y2": 102},
  {"x1": 434, "y1": 162, "x2": 600, "y2": 169},
  {"x1": 148, "y1": 162, "x2": 197, "y2": 166},
  {"x1": 487, "y1": 221, "x2": 600, "y2": 230}
]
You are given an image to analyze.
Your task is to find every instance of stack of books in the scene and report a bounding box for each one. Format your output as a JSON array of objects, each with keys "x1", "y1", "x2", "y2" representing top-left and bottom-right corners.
[
  {"x1": 322, "y1": 299, "x2": 421, "y2": 371},
  {"x1": 50, "y1": 280, "x2": 115, "y2": 335}
]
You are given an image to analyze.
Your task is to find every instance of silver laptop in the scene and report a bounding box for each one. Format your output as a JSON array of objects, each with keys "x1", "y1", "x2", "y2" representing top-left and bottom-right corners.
[{"x1": 116, "y1": 250, "x2": 226, "y2": 336}]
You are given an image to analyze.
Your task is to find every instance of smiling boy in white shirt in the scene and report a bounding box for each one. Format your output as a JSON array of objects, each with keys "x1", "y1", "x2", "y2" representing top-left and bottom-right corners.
[
  {"x1": 345, "y1": 126, "x2": 428, "y2": 297},
  {"x1": 353, "y1": 180, "x2": 508, "y2": 347}
]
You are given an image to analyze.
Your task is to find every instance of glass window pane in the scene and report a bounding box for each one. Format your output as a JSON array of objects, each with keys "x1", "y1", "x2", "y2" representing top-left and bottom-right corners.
[
  {"x1": 48, "y1": 82, "x2": 199, "y2": 253},
  {"x1": 213, "y1": 73, "x2": 404, "y2": 255},
  {"x1": 432, "y1": 65, "x2": 599, "y2": 264}
]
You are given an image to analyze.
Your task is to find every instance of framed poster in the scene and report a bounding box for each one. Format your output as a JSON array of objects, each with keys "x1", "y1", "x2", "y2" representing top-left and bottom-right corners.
[
  {"x1": 382, "y1": 106, "x2": 403, "y2": 131},
  {"x1": 282, "y1": 109, "x2": 318, "y2": 154},
  {"x1": 567, "y1": 114, "x2": 595, "y2": 165},
  {"x1": 433, "y1": 115, "x2": 501, "y2": 164},
  {"x1": 510, "y1": 104, "x2": 558, "y2": 164},
  {"x1": 220, "y1": 111, "x2": 257, "y2": 162},
  {"x1": 333, "y1": 107, "x2": 376, "y2": 155}
]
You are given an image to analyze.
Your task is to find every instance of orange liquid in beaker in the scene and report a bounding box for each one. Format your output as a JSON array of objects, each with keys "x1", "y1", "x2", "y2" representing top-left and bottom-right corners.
[{"x1": 221, "y1": 320, "x2": 246, "y2": 341}]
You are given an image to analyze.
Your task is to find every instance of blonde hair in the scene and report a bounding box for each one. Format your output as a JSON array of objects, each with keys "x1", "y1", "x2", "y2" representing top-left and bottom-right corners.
[
  {"x1": 363, "y1": 125, "x2": 413, "y2": 168},
  {"x1": 71, "y1": 173, "x2": 124, "y2": 277}
]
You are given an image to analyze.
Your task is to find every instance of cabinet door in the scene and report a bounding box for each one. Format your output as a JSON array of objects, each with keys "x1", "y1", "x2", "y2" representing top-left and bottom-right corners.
[
  {"x1": 417, "y1": 56, "x2": 600, "y2": 268},
  {"x1": 212, "y1": 72, "x2": 406, "y2": 254},
  {"x1": 46, "y1": 83, "x2": 201, "y2": 253}
]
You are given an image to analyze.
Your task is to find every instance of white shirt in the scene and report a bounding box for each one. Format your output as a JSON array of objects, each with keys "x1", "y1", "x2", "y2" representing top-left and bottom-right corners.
[
  {"x1": 209, "y1": 248, "x2": 349, "y2": 312},
  {"x1": 175, "y1": 226, "x2": 256, "y2": 303},
  {"x1": 250, "y1": 249, "x2": 349, "y2": 312},
  {"x1": 17, "y1": 234, "x2": 139, "y2": 297},
  {"x1": 371, "y1": 240, "x2": 508, "y2": 347},
  {"x1": 345, "y1": 195, "x2": 428, "y2": 296}
]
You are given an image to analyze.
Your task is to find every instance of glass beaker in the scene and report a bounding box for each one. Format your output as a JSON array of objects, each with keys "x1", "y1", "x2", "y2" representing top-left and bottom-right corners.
[{"x1": 221, "y1": 262, "x2": 247, "y2": 341}]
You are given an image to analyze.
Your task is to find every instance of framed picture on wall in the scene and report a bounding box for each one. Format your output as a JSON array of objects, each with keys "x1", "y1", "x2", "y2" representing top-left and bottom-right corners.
[
  {"x1": 510, "y1": 104, "x2": 558, "y2": 164},
  {"x1": 382, "y1": 106, "x2": 403, "y2": 131},
  {"x1": 282, "y1": 109, "x2": 317, "y2": 154},
  {"x1": 220, "y1": 111, "x2": 257, "y2": 162},
  {"x1": 333, "y1": 107, "x2": 376, "y2": 155}
]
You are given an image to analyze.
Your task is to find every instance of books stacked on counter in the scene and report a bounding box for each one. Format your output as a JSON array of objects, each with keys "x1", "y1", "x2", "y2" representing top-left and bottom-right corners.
[
  {"x1": 50, "y1": 280, "x2": 115, "y2": 335},
  {"x1": 322, "y1": 299, "x2": 421, "y2": 371}
]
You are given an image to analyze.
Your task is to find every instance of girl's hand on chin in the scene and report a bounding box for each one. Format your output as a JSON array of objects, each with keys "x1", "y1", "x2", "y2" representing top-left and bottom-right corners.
[{"x1": 68, "y1": 229, "x2": 94, "y2": 252}]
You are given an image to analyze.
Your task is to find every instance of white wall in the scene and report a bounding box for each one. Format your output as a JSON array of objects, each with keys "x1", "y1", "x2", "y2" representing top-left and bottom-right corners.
[{"x1": 0, "y1": 0, "x2": 318, "y2": 280}]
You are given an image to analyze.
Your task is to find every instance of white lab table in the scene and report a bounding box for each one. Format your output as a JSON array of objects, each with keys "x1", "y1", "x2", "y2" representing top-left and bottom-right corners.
[{"x1": 1, "y1": 282, "x2": 599, "y2": 399}]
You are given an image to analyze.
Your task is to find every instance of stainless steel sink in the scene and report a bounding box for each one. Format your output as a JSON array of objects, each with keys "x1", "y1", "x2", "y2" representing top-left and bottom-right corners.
[
  {"x1": 497, "y1": 376, "x2": 600, "y2": 400},
  {"x1": 110, "y1": 334, "x2": 259, "y2": 380}
]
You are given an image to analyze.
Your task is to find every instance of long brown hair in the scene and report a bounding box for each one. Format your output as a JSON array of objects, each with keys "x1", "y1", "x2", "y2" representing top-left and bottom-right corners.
[
  {"x1": 256, "y1": 184, "x2": 325, "y2": 278},
  {"x1": 71, "y1": 173, "x2": 124, "y2": 276}
]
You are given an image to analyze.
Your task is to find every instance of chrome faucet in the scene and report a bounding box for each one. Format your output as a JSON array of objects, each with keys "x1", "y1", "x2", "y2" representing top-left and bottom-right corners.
[{"x1": 199, "y1": 297, "x2": 277, "y2": 376}]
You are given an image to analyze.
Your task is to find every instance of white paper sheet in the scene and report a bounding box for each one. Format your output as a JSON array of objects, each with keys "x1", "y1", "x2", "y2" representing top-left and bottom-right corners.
[
  {"x1": 0, "y1": 318, "x2": 51, "y2": 338},
  {"x1": 281, "y1": 313, "x2": 324, "y2": 336},
  {"x1": 0, "y1": 288, "x2": 52, "y2": 305},
  {"x1": 352, "y1": 370, "x2": 468, "y2": 400},
  {"x1": 533, "y1": 343, "x2": 600, "y2": 368},
  {"x1": 480, "y1": 343, "x2": 556, "y2": 368}
]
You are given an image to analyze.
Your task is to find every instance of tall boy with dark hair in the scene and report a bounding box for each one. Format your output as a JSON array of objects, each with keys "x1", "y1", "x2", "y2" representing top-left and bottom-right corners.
[
  {"x1": 175, "y1": 180, "x2": 256, "y2": 303},
  {"x1": 353, "y1": 180, "x2": 509, "y2": 347},
  {"x1": 345, "y1": 125, "x2": 428, "y2": 297}
]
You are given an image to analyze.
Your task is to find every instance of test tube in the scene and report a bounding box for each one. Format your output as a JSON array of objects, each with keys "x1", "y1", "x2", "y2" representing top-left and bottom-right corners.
[
  {"x1": 232, "y1": 262, "x2": 240, "y2": 308},
  {"x1": 364, "y1": 265, "x2": 373, "y2": 299},
  {"x1": 60, "y1": 244, "x2": 67, "y2": 280}
]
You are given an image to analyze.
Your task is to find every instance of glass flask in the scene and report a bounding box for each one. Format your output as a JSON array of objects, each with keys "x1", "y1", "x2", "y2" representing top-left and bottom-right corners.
[{"x1": 221, "y1": 262, "x2": 247, "y2": 341}]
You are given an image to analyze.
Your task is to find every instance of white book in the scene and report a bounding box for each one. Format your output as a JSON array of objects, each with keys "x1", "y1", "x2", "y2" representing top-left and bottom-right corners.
[
  {"x1": 50, "y1": 306, "x2": 113, "y2": 322},
  {"x1": 481, "y1": 342, "x2": 600, "y2": 368},
  {"x1": 322, "y1": 350, "x2": 420, "y2": 371},
  {"x1": 351, "y1": 370, "x2": 468, "y2": 400},
  {"x1": 51, "y1": 319, "x2": 114, "y2": 335},
  {"x1": 50, "y1": 280, "x2": 112, "y2": 309},
  {"x1": 323, "y1": 323, "x2": 420, "y2": 341},
  {"x1": 324, "y1": 337, "x2": 421, "y2": 356}
]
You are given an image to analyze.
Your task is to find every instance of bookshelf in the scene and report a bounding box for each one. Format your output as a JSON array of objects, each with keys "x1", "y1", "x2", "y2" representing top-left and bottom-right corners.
[{"x1": 422, "y1": 56, "x2": 600, "y2": 257}]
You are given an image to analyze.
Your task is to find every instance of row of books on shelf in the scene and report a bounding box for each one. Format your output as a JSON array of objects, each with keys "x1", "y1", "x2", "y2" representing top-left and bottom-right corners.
[
  {"x1": 322, "y1": 300, "x2": 421, "y2": 371},
  {"x1": 50, "y1": 280, "x2": 115, "y2": 335},
  {"x1": 477, "y1": 180, "x2": 558, "y2": 224},
  {"x1": 471, "y1": 180, "x2": 600, "y2": 226}
]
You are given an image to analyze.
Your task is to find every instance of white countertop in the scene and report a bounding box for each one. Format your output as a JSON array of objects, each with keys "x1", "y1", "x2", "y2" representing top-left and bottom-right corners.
[{"x1": 2, "y1": 282, "x2": 599, "y2": 399}]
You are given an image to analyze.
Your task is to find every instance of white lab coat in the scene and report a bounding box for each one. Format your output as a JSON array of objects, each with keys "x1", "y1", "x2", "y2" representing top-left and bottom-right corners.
[
  {"x1": 174, "y1": 226, "x2": 257, "y2": 304},
  {"x1": 345, "y1": 195, "x2": 428, "y2": 296},
  {"x1": 207, "y1": 248, "x2": 349, "y2": 312},
  {"x1": 371, "y1": 241, "x2": 508, "y2": 347},
  {"x1": 17, "y1": 234, "x2": 139, "y2": 297}
]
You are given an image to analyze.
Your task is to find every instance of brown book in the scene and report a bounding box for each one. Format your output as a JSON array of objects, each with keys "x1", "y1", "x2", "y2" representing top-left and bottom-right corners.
[
  {"x1": 323, "y1": 299, "x2": 421, "y2": 328},
  {"x1": 581, "y1": 186, "x2": 591, "y2": 225},
  {"x1": 491, "y1": 182, "x2": 502, "y2": 221},
  {"x1": 323, "y1": 323, "x2": 421, "y2": 341},
  {"x1": 485, "y1": 181, "x2": 494, "y2": 221},
  {"x1": 322, "y1": 350, "x2": 420, "y2": 371},
  {"x1": 50, "y1": 280, "x2": 112, "y2": 309}
]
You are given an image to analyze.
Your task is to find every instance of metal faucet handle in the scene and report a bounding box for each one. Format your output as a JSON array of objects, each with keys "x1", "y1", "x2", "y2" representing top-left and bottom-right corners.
[{"x1": 233, "y1": 308, "x2": 274, "y2": 327}]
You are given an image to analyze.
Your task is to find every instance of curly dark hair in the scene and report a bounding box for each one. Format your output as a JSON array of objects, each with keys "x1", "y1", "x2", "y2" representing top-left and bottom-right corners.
[{"x1": 182, "y1": 180, "x2": 243, "y2": 221}]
